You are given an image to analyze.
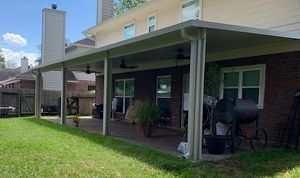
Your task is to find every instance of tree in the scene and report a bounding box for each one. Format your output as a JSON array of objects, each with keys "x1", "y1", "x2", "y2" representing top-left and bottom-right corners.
[
  {"x1": 0, "y1": 55, "x2": 5, "y2": 69},
  {"x1": 114, "y1": 0, "x2": 147, "y2": 15}
]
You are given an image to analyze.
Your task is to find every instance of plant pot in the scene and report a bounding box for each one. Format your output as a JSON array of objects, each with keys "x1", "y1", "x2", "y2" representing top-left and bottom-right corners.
[{"x1": 204, "y1": 135, "x2": 227, "y2": 155}]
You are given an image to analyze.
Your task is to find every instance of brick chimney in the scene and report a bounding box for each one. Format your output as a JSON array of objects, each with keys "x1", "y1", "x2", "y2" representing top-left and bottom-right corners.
[
  {"x1": 97, "y1": 0, "x2": 114, "y2": 24},
  {"x1": 20, "y1": 57, "x2": 29, "y2": 73},
  {"x1": 41, "y1": 4, "x2": 66, "y2": 64}
]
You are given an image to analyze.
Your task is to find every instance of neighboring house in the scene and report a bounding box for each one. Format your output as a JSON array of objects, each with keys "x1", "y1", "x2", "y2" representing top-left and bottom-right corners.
[
  {"x1": 1, "y1": 56, "x2": 95, "y2": 93},
  {"x1": 0, "y1": 68, "x2": 21, "y2": 83},
  {"x1": 33, "y1": 0, "x2": 300, "y2": 160}
]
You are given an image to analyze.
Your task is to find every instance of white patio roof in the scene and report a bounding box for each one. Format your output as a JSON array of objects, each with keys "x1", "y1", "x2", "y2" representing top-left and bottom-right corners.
[{"x1": 32, "y1": 20, "x2": 300, "y2": 73}]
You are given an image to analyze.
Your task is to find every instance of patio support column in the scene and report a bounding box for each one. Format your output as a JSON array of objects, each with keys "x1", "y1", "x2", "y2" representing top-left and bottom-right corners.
[
  {"x1": 34, "y1": 71, "x2": 43, "y2": 117},
  {"x1": 103, "y1": 52, "x2": 112, "y2": 135},
  {"x1": 60, "y1": 67, "x2": 67, "y2": 124},
  {"x1": 184, "y1": 28, "x2": 207, "y2": 161}
]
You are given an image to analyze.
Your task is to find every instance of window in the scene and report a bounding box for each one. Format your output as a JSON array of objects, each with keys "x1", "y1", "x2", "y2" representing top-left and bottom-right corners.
[
  {"x1": 220, "y1": 65, "x2": 265, "y2": 108},
  {"x1": 148, "y1": 15, "x2": 157, "y2": 32},
  {"x1": 115, "y1": 79, "x2": 135, "y2": 113},
  {"x1": 88, "y1": 85, "x2": 96, "y2": 91},
  {"x1": 181, "y1": 0, "x2": 200, "y2": 21},
  {"x1": 123, "y1": 23, "x2": 135, "y2": 40},
  {"x1": 156, "y1": 76, "x2": 172, "y2": 117}
]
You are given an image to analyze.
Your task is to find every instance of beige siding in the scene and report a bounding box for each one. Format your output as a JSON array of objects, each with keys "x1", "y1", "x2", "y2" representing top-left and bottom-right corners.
[
  {"x1": 96, "y1": 0, "x2": 198, "y2": 47},
  {"x1": 41, "y1": 9, "x2": 66, "y2": 63},
  {"x1": 203, "y1": 0, "x2": 300, "y2": 33},
  {"x1": 42, "y1": 71, "x2": 62, "y2": 91},
  {"x1": 65, "y1": 46, "x2": 94, "y2": 57},
  {"x1": 41, "y1": 8, "x2": 66, "y2": 91},
  {"x1": 94, "y1": 0, "x2": 299, "y2": 48}
]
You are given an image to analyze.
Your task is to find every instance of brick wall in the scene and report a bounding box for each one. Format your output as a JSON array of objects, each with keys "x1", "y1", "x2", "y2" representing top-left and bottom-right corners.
[
  {"x1": 95, "y1": 66, "x2": 189, "y2": 127},
  {"x1": 20, "y1": 80, "x2": 35, "y2": 89},
  {"x1": 95, "y1": 51, "x2": 300, "y2": 141},
  {"x1": 67, "y1": 80, "x2": 95, "y2": 95},
  {"x1": 217, "y1": 51, "x2": 300, "y2": 141}
]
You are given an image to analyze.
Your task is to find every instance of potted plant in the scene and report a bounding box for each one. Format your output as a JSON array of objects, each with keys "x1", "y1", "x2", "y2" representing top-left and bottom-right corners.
[
  {"x1": 204, "y1": 63, "x2": 221, "y2": 132},
  {"x1": 72, "y1": 115, "x2": 80, "y2": 127},
  {"x1": 135, "y1": 102, "x2": 161, "y2": 137},
  {"x1": 203, "y1": 64, "x2": 228, "y2": 154}
]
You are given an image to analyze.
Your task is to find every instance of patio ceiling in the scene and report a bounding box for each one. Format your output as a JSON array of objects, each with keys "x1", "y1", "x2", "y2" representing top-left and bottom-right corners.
[{"x1": 32, "y1": 20, "x2": 300, "y2": 73}]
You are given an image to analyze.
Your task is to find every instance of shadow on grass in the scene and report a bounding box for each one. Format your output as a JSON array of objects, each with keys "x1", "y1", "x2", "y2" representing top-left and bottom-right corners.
[
  {"x1": 25, "y1": 118, "x2": 300, "y2": 177},
  {"x1": 25, "y1": 118, "x2": 200, "y2": 176}
]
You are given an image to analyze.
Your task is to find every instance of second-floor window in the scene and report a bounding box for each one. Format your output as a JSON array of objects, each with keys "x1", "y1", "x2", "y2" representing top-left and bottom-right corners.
[
  {"x1": 182, "y1": 0, "x2": 200, "y2": 21},
  {"x1": 123, "y1": 23, "x2": 135, "y2": 40},
  {"x1": 148, "y1": 15, "x2": 157, "y2": 32}
]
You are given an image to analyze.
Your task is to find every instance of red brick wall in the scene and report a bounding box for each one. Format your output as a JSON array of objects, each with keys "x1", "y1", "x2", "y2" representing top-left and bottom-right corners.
[
  {"x1": 20, "y1": 80, "x2": 35, "y2": 89},
  {"x1": 95, "y1": 76, "x2": 104, "y2": 104},
  {"x1": 94, "y1": 51, "x2": 300, "y2": 141},
  {"x1": 67, "y1": 80, "x2": 95, "y2": 95},
  {"x1": 94, "y1": 66, "x2": 189, "y2": 127},
  {"x1": 217, "y1": 51, "x2": 300, "y2": 141}
]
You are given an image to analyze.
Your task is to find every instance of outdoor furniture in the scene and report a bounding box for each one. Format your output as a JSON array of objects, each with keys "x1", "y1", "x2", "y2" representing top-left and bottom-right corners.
[
  {"x1": 157, "y1": 108, "x2": 171, "y2": 128},
  {"x1": 92, "y1": 104, "x2": 103, "y2": 119},
  {"x1": 0, "y1": 106, "x2": 16, "y2": 118}
]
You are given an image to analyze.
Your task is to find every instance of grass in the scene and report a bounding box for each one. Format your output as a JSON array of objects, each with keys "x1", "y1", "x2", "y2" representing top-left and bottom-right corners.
[{"x1": 0, "y1": 117, "x2": 299, "y2": 177}]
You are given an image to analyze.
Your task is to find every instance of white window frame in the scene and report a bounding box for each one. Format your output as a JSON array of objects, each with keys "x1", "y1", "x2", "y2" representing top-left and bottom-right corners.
[
  {"x1": 220, "y1": 64, "x2": 266, "y2": 109},
  {"x1": 180, "y1": 0, "x2": 201, "y2": 22},
  {"x1": 156, "y1": 75, "x2": 172, "y2": 104},
  {"x1": 123, "y1": 22, "x2": 136, "y2": 40},
  {"x1": 148, "y1": 14, "x2": 157, "y2": 33},
  {"x1": 115, "y1": 78, "x2": 135, "y2": 113}
]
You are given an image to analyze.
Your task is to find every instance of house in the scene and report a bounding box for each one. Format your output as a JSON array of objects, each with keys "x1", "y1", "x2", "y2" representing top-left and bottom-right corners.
[
  {"x1": 32, "y1": 0, "x2": 300, "y2": 160},
  {"x1": 0, "y1": 56, "x2": 95, "y2": 94}
]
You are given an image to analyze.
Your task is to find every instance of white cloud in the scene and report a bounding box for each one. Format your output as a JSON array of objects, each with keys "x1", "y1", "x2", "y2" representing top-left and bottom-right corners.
[
  {"x1": 0, "y1": 48, "x2": 39, "y2": 67},
  {"x1": 2, "y1": 33, "x2": 27, "y2": 47}
]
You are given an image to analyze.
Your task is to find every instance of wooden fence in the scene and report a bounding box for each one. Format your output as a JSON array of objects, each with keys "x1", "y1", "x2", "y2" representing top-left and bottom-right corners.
[{"x1": 0, "y1": 88, "x2": 95, "y2": 116}]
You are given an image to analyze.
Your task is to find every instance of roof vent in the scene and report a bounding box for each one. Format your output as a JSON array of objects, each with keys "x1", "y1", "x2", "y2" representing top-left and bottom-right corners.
[{"x1": 51, "y1": 4, "x2": 58, "y2": 9}]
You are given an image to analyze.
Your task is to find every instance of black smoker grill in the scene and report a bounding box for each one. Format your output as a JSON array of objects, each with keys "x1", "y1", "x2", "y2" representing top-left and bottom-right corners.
[{"x1": 213, "y1": 98, "x2": 267, "y2": 153}]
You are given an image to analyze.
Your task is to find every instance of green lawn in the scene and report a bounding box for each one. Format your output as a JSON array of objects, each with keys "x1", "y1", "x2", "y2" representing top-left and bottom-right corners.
[{"x1": 0, "y1": 118, "x2": 299, "y2": 178}]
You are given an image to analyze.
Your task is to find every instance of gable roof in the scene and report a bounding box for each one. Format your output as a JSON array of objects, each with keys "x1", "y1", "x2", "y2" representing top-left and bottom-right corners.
[{"x1": 0, "y1": 68, "x2": 20, "y2": 81}]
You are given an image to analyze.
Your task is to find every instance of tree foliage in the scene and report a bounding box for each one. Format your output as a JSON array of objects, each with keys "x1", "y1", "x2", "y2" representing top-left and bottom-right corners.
[
  {"x1": 114, "y1": 0, "x2": 147, "y2": 15},
  {"x1": 0, "y1": 53, "x2": 5, "y2": 69}
]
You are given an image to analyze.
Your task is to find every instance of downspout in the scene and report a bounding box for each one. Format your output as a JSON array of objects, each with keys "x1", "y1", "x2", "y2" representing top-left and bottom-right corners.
[
  {"x1": 181, "y1": 28, "x2": 207, "y2": 160},
  {"x1": 181, "y1": 28, "x2": 198, "y2": 159}
]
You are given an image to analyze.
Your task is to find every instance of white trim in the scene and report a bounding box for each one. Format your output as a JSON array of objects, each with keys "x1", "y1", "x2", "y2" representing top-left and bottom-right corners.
[
  {"x1": 123, "y1": 21, "x2": 136, "y2": 40},
  {"x1": 180, "y1": 0, "x2": 201, "y2": 22},
  {"x1": 147, "y1": 13, "x2": 157, "y2": 33},
  {"x1": 114, "y1": 78, "x2": 135, "y2": 113},
  {"x1": 156, "y1": 75, "x2": 172, "y2": 105},
  {"x1": 220, "y1": 64, "x2": 266, "y2": 109}
]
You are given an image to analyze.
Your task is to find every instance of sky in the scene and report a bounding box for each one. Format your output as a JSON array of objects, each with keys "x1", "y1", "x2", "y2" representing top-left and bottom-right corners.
[{"x1": 0, "y1": 0, "x2": 98, "y2": 67}]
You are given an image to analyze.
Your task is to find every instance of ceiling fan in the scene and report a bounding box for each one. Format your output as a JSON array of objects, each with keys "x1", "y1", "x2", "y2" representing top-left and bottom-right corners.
[
  {"x1": 85, "y1": 65, "x2": 101, "y2": 74},
  {"x1": 117, "y1": 60, "x2": 139, "y2": 69}
]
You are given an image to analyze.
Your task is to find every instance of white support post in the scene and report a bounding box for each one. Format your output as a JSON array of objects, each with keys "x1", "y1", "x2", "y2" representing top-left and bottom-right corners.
[
  {"x1": 61, "y1": 67, "x2": 67, "y2": 124},
  {"x1": 103, "y1": 52, "x2": 112, "y2": 135},
  {"x1": 35, "y1": 72, "x2": 43, "y2": 117},
  {"x1": 187, "y1": 29, "x2": 207, "y2": 161}
]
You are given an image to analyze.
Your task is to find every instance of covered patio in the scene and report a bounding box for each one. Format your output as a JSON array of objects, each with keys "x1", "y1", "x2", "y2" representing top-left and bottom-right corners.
[{"x1": 33, "y1": 20, "x2": 300, "y2": 160}]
